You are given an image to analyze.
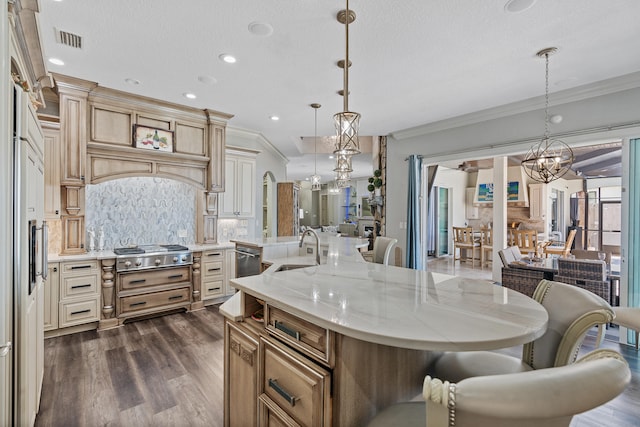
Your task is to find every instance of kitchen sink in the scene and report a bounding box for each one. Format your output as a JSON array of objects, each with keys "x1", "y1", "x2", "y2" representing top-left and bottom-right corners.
[{"x1": 273, "y1": 264, "x2": 314, "y2": 272}]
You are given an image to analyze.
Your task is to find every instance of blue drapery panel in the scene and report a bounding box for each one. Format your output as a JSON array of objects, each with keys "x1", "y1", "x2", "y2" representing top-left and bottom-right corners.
[
  {"x1": 406, "y1": 155, "x2": 423, "y2": 269},
  {"x1": 628, "y1": 138, "x2": 640, "y2": 347}
]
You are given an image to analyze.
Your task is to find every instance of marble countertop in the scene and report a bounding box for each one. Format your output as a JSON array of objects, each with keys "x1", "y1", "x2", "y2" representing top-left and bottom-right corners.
[
  {"x1": 48, "y1": 242, "x2": 234, "y2": 262},
  {"x1": 232, "y1": 233, "x2": 369, "y2": 249},
  {"x1": 223, "y1": 262, "x2": 548, "y2": 352}
]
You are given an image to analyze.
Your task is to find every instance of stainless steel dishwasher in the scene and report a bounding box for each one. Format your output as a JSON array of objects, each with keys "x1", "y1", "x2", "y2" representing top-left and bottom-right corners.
[{"x1": 235, "y1": 244, "x2": 262, "y2": 277}]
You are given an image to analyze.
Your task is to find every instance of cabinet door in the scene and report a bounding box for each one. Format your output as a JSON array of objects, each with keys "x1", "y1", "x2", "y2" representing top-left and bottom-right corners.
[
  {"x1": 225, "y1": 321, "x2": 259, "y2": 427},
  {"x1": 44, "y1": 264, "x2": 59, "y2": 332},
  {"x1": 43, "y1": 126, "x2": 61, "y2": 219},
  {"x1": 225, "y1": 249, "x2": 237, "y2": 295},
  {"x1": 529, "y1": 184, "x2": 546, "y2": 221},
  {"x1": 237, "y1": 158, "x2": 255, "y2": 217},
  {"x1": 220, "y1": 157, "x2": 237, "y2": 217},
  {"x1": 465, "y1": 188, "x2": 479, "y2": 220}
]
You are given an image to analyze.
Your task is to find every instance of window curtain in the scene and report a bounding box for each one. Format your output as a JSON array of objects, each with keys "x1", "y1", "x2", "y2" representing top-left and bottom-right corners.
[
  {"x1": 628, "y1": 138, "x2": 640, "y2": 347},
  {"x1": 406, "y1": 155, "x2": 423, "y2": 269}
]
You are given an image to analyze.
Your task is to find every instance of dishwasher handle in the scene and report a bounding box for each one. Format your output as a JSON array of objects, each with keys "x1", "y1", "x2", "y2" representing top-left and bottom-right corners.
[{"x1": 235, "y1": 249, "x2": 259, "y2": 258}]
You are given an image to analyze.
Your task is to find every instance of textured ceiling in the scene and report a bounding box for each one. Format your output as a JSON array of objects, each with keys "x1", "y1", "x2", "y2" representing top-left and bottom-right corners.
[{"x1": 37, "y1": 0, "x2": 640, "y2": 181}]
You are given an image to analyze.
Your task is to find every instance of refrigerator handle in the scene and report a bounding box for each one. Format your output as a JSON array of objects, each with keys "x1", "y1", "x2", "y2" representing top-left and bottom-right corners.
[{"x1": 39, "y1": 221, "x2": 48, "y2": 280}]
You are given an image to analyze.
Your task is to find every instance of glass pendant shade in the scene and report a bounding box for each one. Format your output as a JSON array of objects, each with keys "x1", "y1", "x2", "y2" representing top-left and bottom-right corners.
[
  {"x1": 521, "y1": 137, "x2": 574, "y2": 183},
  {"x1": 333, "y1": 111, "x2": 360, "y2": 155}
]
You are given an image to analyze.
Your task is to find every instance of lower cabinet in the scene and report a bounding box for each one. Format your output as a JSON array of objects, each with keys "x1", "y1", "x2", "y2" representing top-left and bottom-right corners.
[
  {"x1": 225, "y1": 296, "x2": 332, "y2": 427},
  {"x1": 44, "y1": 263, "x2": 59, "y2": 332},
  {"x1": 202, "y1": 248, "x2": 236, "y2": 303},
  {"x1": 225, "y1": 320, "x2": 259, "y2": 427},
  {"x1": 58, "y1": 260, "x2": 100, "y2": 329}
]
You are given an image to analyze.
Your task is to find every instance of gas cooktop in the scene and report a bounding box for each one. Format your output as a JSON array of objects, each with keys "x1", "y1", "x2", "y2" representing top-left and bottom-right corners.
[{"x1": 113, "y1": 244, "x2": 189, "y2": 255}]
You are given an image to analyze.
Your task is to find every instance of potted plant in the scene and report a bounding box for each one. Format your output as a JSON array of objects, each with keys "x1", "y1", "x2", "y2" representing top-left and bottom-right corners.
[{"x1": 367, "y1": 169, "x2": 383, "y2": 207}]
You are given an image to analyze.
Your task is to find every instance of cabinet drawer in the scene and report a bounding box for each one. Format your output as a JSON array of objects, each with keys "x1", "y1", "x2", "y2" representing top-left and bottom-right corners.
[
  {"x1": 203, "y1": 260, "x2": 223, "y2": 279},
  {"x1": 118, "y1": 266, "x2": 191, "y2": 291},
  {"x1": 60, "y1": 274, "x2": 98, "y2": 300},
  {"x1": 260, "y1": 337, "x2": 330, "y2": 427},
  {"x1": 61, "y1": 260, "x2": 99, "y2": 275},
  {"x1": 202, "y1": 279, "x2": 224, "y2": 298},
  {"x1": 119, "y1": 287, "x2": 191, "y2": 314},
  {"x1": 59, "y1": 298, "x2": 100, "y2": 327},
  {"x1": 259, "y1": 395, "x2": 301, "y2": 427},
  {"x1": 203, "y1": 250, "x2": 224, "y2": 261},
  {"x1": 266, "y1": 305, "x2": 332, "y2": 365}
]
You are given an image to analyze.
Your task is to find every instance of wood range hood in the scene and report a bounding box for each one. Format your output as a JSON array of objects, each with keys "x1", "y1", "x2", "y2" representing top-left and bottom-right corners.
[{"x1": 473, "y1": 166, "x2": 530, "y2": 207}]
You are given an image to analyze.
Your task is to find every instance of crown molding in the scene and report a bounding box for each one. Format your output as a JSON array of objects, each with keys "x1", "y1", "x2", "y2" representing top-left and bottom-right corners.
[
  {"x1": 391, "y1": 71, "x2": 640, "y2": 141},
  {"x1": 226, "y1": 126, "x2": 289, "y2": 163}
]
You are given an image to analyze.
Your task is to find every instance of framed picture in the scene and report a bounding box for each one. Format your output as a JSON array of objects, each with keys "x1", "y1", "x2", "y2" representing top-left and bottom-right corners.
[{"x1": 133, "y1": 125, "x2": 174, "y2": 152}]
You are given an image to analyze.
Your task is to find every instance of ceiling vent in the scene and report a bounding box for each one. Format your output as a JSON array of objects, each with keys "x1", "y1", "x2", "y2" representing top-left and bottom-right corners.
[{"x1": 55, "y1": 29, "x2": 82, "y2": 49}]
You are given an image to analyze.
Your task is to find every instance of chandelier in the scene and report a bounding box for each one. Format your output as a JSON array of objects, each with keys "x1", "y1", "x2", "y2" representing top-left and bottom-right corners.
[
  {"x1": 521, "y1": 47, "x2": 574, "y2": 184},
  {"x1": 333, "y1": 0, "x2": 360, "y2": 183},
  {"x1": 310, "y1": 103, "x2": 322, "y2": 191}
]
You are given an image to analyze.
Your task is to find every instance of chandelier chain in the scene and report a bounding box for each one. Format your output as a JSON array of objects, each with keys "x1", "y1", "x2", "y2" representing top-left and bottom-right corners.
[{"x1": 544, "y1": 51, "x2": 550, "y2": 142}]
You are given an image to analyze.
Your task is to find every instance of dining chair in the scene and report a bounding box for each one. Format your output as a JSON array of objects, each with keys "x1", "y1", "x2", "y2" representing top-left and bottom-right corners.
[
  {"x1": 543, "y1": 229, "x2": 577, "y2": 258},
  {"x1": 372, "y1": 236, "x2": 398, "y2": 266},
  {"x1": 510, "y1": 229, "x2": 538, "y2": 256},
  {"x1": 498, "y1": 246, "x2": 522, "y2": 267},
  {"x1": 452, "y1": 226, "x2": 480, "y2": 268},
  {"x1": 429, "y1": 279, "x2": 614, "y2": 382},
  {"x1": 479, "y1": 226, "x2": 493, "y2": 268},
  {"x1": 367, "y1": 349, "x2": 630, "y2": 427},
  {"x1": 555, "y1": 257, "x2": 610, "y2": 303}
]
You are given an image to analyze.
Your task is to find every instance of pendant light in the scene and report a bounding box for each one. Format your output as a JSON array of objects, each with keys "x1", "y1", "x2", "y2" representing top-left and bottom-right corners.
[
  {"x1": 310, "y1": 103, "x2": 322, "y2": 191},
  {"x1": 333, "y1": 0, "x2": 360, "y2": 183},
  {"x1": 521, "y1": 47, "x2": 574, "y2": 183}
]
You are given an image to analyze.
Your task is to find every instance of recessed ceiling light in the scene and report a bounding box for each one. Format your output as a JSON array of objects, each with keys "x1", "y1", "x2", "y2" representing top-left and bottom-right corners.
[
  {"x1": 48, "y1": 57, "x2": 64, "y2": 66},
  {"x1": 219, "y1": 54, "x2": 236, "y2": 64},
  {"x1": 328, "y1": 155, "x2": 334, "y2": 160},
  {"x1": 504, "y1": 0, "x2": 537, "y2": 13},
  {"x1": 124, "y1": 78, "x2": 140, "y2": 85},
  {"x1": 197, "y1": 75, "x2": 217, "y2": 85},
  {"x1": 183, "y1": 93, "x2": 197, "y2": 99},
  {"x1": 269, "y1": 115, "x2": 279, "y2": 121},
  {"x1": 248, "y1": 21, "x2": 274, "y2": 37}
]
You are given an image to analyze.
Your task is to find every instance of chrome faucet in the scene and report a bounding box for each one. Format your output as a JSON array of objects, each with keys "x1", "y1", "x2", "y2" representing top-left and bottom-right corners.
[{"x1": 299, "y1": 228, "x2": 320, "y2": 265}]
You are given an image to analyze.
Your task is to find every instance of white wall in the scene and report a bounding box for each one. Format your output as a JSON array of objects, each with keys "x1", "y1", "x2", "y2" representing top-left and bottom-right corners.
[{"x1": 386, "y1": 86, "x2": 640, "y2": 260}]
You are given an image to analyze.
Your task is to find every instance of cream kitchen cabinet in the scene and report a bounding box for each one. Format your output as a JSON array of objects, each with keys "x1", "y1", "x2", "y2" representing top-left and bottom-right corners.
[
  {"x1": 44, "y1": 263, "x2": 60, "y2": 332},
  {"x1": 201, "y1": 249, "x2": 226, "y2": 300},
  {"x1": 529, "y1": 183, "x2": 547, "y2": 221},
  {"x1": 220, "y1": 149, "x2": 256, "y2": 217},
  {"x1": 465, "y1": 187, "x2": 479, "y2": 220},
  {"x1": 43, "y1": 124, "x2": 61, "y2": 220},
  {"x1": 225, "y1": 248, "x2": 236, "y2": 296},
  {"x1": 58, "y1": 260, "x2": 100, "y2": 329}
]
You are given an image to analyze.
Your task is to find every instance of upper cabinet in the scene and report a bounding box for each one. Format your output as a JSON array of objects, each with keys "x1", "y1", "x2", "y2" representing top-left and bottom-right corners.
[
  {"x1": 220, "y1": 149, "x2": 257, "y2": 218},
  {"x1": 43, "y1": 123, "x2": 61, "y2": 219},
  {"x1": 529, "y1": 183, "x2": 547, "y2": 221},
  {"x1": 465, "y1": 187, "x2": 479, "y2": 220}
]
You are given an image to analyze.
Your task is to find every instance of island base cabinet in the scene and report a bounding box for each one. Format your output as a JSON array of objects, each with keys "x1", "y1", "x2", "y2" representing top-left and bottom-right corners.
[
  {"x1": 259, "y1": 396, "x2": 301, "y2": 427},
  {"x1": 259, "y1": 337, "x2": 331, "y2": 427},
  {"x1": 225, "y1": 320, "x2": 259, "y2": 427}
]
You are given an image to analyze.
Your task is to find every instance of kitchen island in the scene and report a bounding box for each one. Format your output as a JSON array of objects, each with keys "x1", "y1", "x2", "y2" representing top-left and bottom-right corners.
[{"x1": 220, "y1": 259, "x2": 548, "y2": 426}]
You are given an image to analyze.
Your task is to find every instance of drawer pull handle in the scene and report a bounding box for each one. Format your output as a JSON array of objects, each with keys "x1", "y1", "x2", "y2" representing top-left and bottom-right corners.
[
  {"x1": 130, "y1": 301, "x2": 147, "y2": 307},
  {"x1": 274, "y1": 321, "x2": 300, "y2": 340},
  {"x1": 168, "y1": 295, "x2": 183, "y2": 301},
  {"x1": 207, "y1": 252, "x2": 221, "y2": 257},
  {"x1": 269, "y1": 379, "x2": 296, "y2": 407},
  {"x1": 130, "y1": 279, "x2": 146, "y2": 284},
  {"x1": 208, "y1": 287, "x2": 221, "y2": 292},
  {"x1": 70, "y1": 265, "x2": 91, "y2": 270},
  {"x1": 71, "y1": 309, "x2": 91, "y2": 315},
  {"x1": 71, "y1": 284, "x2": 91, "y2": 289},
  {"x1": 168, "y1": 274, "x2": 184, "y2": 279}
]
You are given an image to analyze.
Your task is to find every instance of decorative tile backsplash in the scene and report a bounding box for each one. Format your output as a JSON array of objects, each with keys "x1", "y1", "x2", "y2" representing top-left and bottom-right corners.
[
  {"x1": 217, "y1": 218, "x2": 249, "y2": 243},
  {"x1": 85, "y1": 177, "x2": 196, "y2": 249}
]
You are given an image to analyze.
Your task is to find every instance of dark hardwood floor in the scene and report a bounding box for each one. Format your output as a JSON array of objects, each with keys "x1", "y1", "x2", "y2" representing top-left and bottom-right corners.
[{"x1": 35, "y1": 305, "x2": 640, "y2": 426}]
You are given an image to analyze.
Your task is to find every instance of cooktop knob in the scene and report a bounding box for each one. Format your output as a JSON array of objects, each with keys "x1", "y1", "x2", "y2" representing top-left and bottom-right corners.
[
  {"x1": 181, "y1": 255, "x2": 188, "y2": 262},
  {"x1": 172, "y1": 256, "x2": 179, "y2": 262},
  {"x1": 124, "y1": 261, "x2": 132, "y2": 268},
  {"x1": 155, "y1": 258, "x2": 161, "y2": 266},
  {"x1": 135, "y1": 260, "x2": 142, "y2": 267}
]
